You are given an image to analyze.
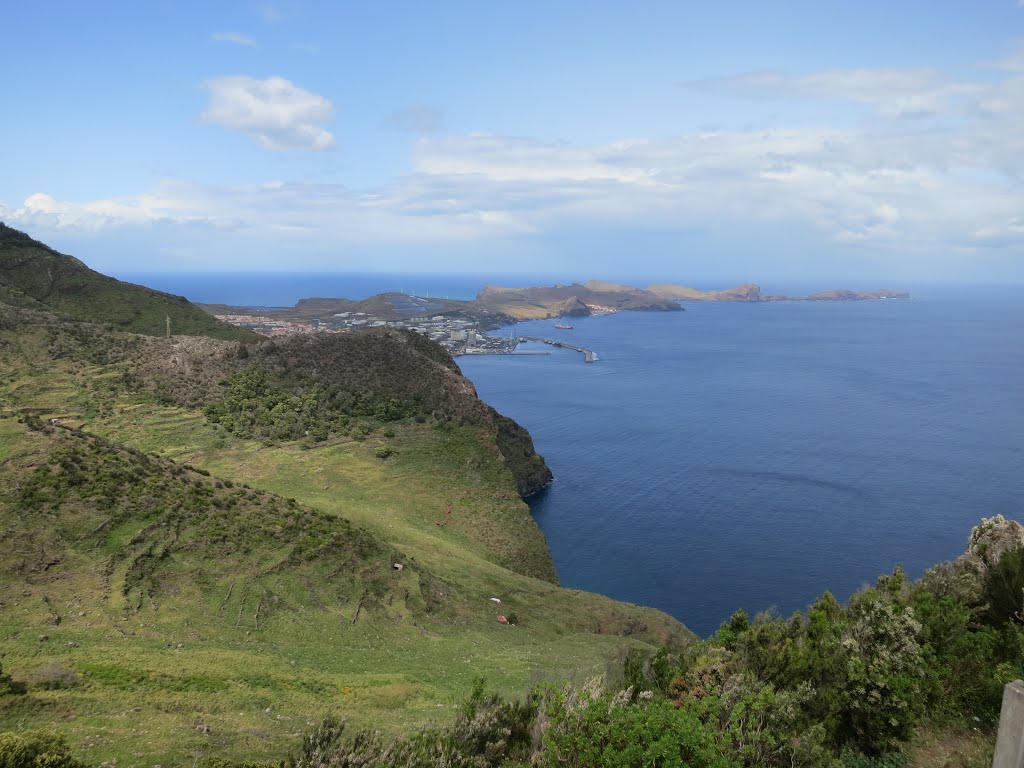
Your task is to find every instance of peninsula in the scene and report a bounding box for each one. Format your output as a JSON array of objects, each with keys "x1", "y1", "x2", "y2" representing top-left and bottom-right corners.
[{"x1": 200, "y1": 279, "x2": 910, "y2": 359}]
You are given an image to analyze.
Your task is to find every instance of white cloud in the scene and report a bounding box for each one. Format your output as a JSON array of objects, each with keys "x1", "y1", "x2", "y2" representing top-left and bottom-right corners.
[
  {"x1": 9, "y1": 119, "x2": 1024, "y2": 260},
  {"x1": 201, "y1": 76, "x2": 335, "y2": 150},
  {"x1": 689, "y1": 68, "x2": 982, "y2": 118},
  {"x1": 4, "y1": 184, "x2": 243, "y2": 232},
  {"x1": 6, "y1": 64, "x2": 1024, "y2": 272},
  {"x1": 211, "y1": 31, "x2": 257, "y2": 47}
]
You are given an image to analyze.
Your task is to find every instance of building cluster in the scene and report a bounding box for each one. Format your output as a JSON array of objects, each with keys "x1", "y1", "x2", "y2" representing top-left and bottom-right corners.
[
  {"x1": 215, "y1": 310, "x2": 517, "y2": 356},
  {"x1": 213, "y1": 314, "x2": 328, "y2": 337}
]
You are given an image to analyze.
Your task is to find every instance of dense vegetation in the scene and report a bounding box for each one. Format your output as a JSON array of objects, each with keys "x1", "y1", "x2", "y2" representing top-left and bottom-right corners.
[
  {"x1": 8, "y1": 417, "x2": 412, "y2": 624},
  {"x1": 0, "y1": 223, "x2": 253, "y2": 340},
  {"x1": 132, "y1": 329, "x2": 552, "y2": 496},
  {"x1": 203, "y1": 367, "x2": 411, "y2": 442}
]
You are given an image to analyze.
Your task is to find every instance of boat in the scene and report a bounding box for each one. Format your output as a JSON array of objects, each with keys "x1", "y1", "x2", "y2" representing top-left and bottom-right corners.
[{"x1": 553, "y1": 323, "x2": 574, "y2": 329}]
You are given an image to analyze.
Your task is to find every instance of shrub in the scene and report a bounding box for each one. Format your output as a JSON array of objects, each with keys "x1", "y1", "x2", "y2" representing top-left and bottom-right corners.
[
  {"x1": 540, "y1": 685, "x2": 733, "y2": 768},
  {"x1": 983, "y1": 546, "x2": 1024, "y2": 626},
  {"x1": 289, "y1": 682, "x2": 536, "y2": 768},
  {"x1": 841, "y1": 595, "x2": 924, "y2": 751},
  {"x1": 0, "y1": 730, "x2": 84, "y2": 768},
  {"x1": 29, "y1": 662, "x2": 79, "y2": 690}
]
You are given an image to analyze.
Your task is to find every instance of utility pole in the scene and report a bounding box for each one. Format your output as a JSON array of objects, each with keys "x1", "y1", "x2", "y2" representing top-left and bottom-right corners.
[{"x1": 165, "y1": 316, "x2": 171, "y2": 338}]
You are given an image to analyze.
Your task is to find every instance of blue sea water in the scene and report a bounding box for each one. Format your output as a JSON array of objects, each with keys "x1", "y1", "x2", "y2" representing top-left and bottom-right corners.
[
  {"x1": 458, "y1": 287, "x2": 1024, "y2": 635},
  {"x1": 125, "y1": 273, "x2": 1024, "y2": 636}
]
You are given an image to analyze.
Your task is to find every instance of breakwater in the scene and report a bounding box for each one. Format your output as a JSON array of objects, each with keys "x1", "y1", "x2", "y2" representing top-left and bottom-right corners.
[{"x1": 518, "y1": 336, "x2": 596, "y2": 362}]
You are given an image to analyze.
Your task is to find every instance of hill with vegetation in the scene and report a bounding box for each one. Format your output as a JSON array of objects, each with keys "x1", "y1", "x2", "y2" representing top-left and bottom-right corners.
[
  {"x1": 0, "y1": 245, "x2": 689, "y2": 765},
  {"x1": 0, "y1": 223, "x2": 253, "y2": 340}
]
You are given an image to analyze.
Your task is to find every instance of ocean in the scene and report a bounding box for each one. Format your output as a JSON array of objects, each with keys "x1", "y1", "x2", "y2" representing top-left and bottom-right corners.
[
  {"x1": 458, "y1": 287, "x2": 1024, "y2": 636},
  {"x1": 126, "y1": 273, "x2": 1024, "y2": 636}
]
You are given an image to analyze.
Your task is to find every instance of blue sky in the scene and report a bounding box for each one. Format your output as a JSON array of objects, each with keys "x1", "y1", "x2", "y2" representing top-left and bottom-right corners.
[{"x1": 2, "y1": 1, "x2": 1023, "y2": 283}]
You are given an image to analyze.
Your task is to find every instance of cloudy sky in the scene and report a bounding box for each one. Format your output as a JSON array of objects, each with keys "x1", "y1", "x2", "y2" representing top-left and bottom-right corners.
[{"x1": 2, "y1": 1, "x2": 1023, "y2": 283}]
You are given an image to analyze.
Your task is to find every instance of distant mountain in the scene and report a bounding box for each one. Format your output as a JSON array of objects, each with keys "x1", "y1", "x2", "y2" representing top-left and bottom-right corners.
[
  {"x1": 470, "y1": 280, "x2": 908, "y2": 319},
  {"x1": 230, "y1": 279, "x2": 911, "y2": 327},
  {"x1": 0, "y1": 223, "x2": 253, "y2": 340},
  {"x1": 473, "y1": 281, "x2": 683, "y2": 319},
  {"x1": 650, "y1": 282, "x2": 910, "y2": 302}
]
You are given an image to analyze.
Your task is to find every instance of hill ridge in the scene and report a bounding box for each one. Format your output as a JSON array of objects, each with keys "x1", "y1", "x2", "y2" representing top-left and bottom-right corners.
[{"x1": 0, "y1": 223, "x2": 254, "y2": 340}]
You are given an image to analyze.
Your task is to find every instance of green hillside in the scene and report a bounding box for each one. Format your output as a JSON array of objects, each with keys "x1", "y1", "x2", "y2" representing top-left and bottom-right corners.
[
  {"x1": 0, "y1": 230, "x2": 1003, "y2": 768},
  {"x1": 0, "y1": 297, "x2": 690, "y2": 765},
  {"x1": 0, "y1": 223, "x2": 254, "y2": 340}
]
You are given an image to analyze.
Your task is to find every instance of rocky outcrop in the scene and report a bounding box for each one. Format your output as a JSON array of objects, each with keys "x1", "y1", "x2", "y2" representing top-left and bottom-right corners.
[
  {"x1": 958, "y1": 515, "x2": 1024, "y2": 576},
  {"x1": 709, "y1": 283, "x2": 762, "y2": 302},
  {"x1": 554, "y1": 297, "x2": 592, "y2": 317}
]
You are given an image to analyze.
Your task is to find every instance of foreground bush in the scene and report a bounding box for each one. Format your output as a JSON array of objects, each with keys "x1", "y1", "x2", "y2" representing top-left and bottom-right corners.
[
  {"x1": 0, "y1": 731, "x2": 83, "y2": 768},
  {"x1": 539, "y1": 682, "x2": 733, "y2": 768},
  {"x1": 288, "y1": 681, "x2": 536, "y2": 768}
]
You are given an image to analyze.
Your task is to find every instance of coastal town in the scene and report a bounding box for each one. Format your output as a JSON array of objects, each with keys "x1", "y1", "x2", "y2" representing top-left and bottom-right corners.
[{"x1": 211, "y1": 305, "x2": 520, "y2": 356}]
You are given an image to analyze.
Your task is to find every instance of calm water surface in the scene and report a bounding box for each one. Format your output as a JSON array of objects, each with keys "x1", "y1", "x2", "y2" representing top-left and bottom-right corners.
[{"x1": 459, "y1": 288, "x2": 1024, "y2": 635}]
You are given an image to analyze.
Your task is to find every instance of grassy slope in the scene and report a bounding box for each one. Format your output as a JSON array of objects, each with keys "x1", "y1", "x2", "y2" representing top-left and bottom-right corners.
[
  {"x1": 0, "y1": 311, "x2": 691, "y2": 766},
  {"x1": 0, "y1": 223, "x2": 254, "y2": 340}
]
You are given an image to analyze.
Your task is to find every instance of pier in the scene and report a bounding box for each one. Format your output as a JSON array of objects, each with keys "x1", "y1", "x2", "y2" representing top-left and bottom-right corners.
[{"x1": 518, "y1": 336, "x2": 596, "y2": 363}]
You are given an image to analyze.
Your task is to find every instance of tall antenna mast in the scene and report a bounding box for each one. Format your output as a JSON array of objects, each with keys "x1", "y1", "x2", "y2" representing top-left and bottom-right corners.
[{"x1": 166, "y1": 315, "x2": 171, "y2": 338}]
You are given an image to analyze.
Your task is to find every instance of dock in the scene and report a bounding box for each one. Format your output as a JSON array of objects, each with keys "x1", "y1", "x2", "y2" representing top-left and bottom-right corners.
[{"x1": 518, "y1": 336, "x2": 596, "y2": 363}]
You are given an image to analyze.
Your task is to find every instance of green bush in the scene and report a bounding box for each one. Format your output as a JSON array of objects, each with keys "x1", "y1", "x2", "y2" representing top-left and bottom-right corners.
[
  {"x1": 0, "y1": 731, "x2": 83, "y2": 768},
  {"x1": 540, "y1": 685, "x2": 733, "y2": 768},
  {"x1": 983, "y1": 546, "x2": 1024, "y2": 626},
  {"x1": 288, "y1": 682, "x2": 536, "y2": 768}
]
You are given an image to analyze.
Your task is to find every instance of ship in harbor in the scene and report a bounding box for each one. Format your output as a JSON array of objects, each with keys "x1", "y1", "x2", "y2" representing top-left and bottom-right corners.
[{"x1": 554, "y1": 323, "x2": 574, "y2": 329}]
